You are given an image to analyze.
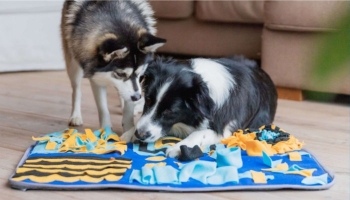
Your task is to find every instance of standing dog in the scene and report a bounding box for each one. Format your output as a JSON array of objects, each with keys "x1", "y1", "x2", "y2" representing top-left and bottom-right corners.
[
  {"x1": 61, "y1": 0, "x2": 166, "y2": 131},
  {"x1": 121, "y1": 56, "x2": 278, "y2": 158}
]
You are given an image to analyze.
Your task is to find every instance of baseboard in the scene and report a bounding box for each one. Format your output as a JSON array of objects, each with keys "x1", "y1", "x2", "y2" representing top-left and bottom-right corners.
[{"x1": 277, "y1": 87, "x2": 304, "y2": 101}]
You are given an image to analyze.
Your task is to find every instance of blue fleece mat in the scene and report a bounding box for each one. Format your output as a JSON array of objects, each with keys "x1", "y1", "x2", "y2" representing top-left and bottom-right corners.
[{"x1": 9, "y1": 129, "x2": 335, "y2": 191}]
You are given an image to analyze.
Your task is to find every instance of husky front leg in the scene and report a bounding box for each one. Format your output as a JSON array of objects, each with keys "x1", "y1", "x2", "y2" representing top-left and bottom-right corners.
[
  {"x1": 67, "y1": 59, "x2": 84, "y2": 126},
  {"x1": 122, "y1": 99, "x2": 135, "y2": 132},
  {"x1": 120, "y1": 126, "x2": 136, "y2": 142},
  {"x1": 89, "y1": 79, "x2": 112, "y2": 128}
]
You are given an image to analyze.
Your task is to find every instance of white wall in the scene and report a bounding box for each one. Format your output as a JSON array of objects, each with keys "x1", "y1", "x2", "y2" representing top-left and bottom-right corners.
[{"x1": 0, "y1": 1, "x2": 65, "y2": 72}]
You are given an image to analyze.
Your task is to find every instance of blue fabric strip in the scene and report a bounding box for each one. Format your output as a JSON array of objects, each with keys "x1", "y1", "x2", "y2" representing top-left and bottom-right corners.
[
  {"x1": 302, "y1": 173, "x2": 328, "y2": 185},
  {"x1": 179, "y1": 161, "x2": 217, "y2": 184},
  {"x1": 216, "y1": 147, "x2": 242, "y2": 168}
]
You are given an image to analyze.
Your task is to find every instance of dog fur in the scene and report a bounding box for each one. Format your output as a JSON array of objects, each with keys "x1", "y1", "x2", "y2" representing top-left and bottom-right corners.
[
  {"x1": 60, "y1": 0, "x2": 166, "y2": 131},
  {"x1": 121, "y1": 56, "x2": 278, "y2": 158}
]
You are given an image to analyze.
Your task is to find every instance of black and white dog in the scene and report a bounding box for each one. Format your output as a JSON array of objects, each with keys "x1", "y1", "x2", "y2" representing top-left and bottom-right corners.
[{"x1": 121, "y1": 56, "x2": 278, "y2": 158}]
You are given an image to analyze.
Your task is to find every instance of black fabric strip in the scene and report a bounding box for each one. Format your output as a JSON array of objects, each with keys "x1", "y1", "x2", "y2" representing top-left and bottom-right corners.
[
  {"x1": 138, "y1": 143, "x2": 167, "y2": 154},
  {"x1": 160, "y1": 139, "x2": 181, "y2": 145}
]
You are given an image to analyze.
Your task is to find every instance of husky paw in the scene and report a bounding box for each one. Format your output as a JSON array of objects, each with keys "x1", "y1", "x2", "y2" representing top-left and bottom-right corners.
[
  {"x1": 166, "y1": 145, "x2": 181, "y2": 158},
  {"x1": 100, "y1": 120, "x2": 112, "y2": 129},
  {"x1": 120, "y1": 127, "x2": 136, "y2": 142},
  {"x1": 68, "y1": 115, "x2": 83, "y2": 126}
]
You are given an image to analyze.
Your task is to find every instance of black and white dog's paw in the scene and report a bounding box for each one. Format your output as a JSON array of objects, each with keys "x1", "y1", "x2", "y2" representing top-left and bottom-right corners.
[{"x1": 166, "y1": 144, "x2": 182, "y2": 158}]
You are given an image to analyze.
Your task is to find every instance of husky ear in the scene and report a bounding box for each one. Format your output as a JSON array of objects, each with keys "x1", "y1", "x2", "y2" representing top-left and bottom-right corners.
[
  {"x1": 99, "y1": 38, "x2": 129, "y2": 62},
  {"x1": 138, "y1": 33, "x2": 166, "y2": 53},
  {"x1": 102, "y1": 47, "x2": 129, "y2": 62}
]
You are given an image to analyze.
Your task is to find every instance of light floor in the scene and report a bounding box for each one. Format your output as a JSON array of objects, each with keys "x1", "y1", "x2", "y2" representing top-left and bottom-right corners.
[{"x1": 0, "y1": 71, "x2": 348, "y2": 200}]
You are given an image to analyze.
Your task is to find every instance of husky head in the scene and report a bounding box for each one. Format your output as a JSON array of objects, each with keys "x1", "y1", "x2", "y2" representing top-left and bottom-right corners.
[{"x1": 87, "y1": 31, "x2": 166, "y2": 102}]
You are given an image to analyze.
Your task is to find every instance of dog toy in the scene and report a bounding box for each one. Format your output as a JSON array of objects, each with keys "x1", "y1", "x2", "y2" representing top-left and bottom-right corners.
[{"x1": 177, "y1": 145, "x2": 203, "y2": 161}]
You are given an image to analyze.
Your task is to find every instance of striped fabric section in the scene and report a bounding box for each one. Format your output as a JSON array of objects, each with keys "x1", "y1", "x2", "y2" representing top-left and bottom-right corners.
[{"x1": 12, "y1": 156, "x2": 132, "y2": 183}]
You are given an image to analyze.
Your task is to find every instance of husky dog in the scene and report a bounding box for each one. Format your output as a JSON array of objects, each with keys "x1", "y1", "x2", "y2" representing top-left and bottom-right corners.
[
  {"x1": 121, "y1": 56, "x2": 277, "y2": 158},
  {"x1": 61, "y1": 0, "x2": 166, "y2": 131}
]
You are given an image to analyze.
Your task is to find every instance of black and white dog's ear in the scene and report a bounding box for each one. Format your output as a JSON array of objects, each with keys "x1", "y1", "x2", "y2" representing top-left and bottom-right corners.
[
  {"x1": 186, "y1": 76, "x2": 215, "y2": 118},
  {"x1": 138, "y1": 33, "x2": 167, "y2": 53}
]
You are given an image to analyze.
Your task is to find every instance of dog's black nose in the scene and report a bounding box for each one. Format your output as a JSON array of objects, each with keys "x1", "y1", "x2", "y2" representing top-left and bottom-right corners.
[
  {"x1": 135, "y1": 130, "x2": 151, "y2": 141},
  {"x1": 131, "y1": 93, "x2": 141, "y2": 101}
]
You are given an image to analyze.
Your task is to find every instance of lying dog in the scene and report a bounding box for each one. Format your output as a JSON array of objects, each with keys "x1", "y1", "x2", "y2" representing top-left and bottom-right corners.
[
  {"x1": 60, "y1": 0, "x2": 166, "y2": 131},
  {"x1": 121, "y1": 56, "x2": 277, "y2": 158}
]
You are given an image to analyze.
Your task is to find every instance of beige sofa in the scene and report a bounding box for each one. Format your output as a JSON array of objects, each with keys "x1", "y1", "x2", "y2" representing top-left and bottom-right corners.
[{"x1": 150, "y1": 1, "x2": 349, "y2": 99}]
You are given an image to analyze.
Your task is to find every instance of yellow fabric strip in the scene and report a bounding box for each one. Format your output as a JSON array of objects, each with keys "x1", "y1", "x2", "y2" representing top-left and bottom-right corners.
[
  {"x1": 90, "y1": 147, "x2": 126, "y2": 154},
  {"x1": 85, "y1": 129, "x2": 97, "y2": 143},
  {"x1": 23, "y1": 163, "x2": 131, "y2": 170},
  {"x1": 32, "y1": 136, "x2": 50, "y2": 141},
  {"x1": 289, "y1": 151, "x2": 302, "y2": 161},
  {"x1": 208, "y1": 150, "x2": 215, "y2": 156},
  {"x1": 16, "y1": 167, "x2": 127, "y2": 176},
  {"x1": 11, "y1": 174, "x2": 122, "y2": 183},
  {"x1": 25, "y1": 158, "x2": 131, "y2": 164},
  {"x1": 154, "y1": 137, "x2": 182, "y2": 149},
  {"x1": 245, "y1": 140, "x2": 276, "y2": 156},
  {"x1": 250, "y1": 170, "x2": 267, "y2": 184},
  {"x1": 106, "y1": 134, "x2": 120, "y2": 142},
  {"x1": 45, "y1": 141, "x2": 57, "y2": 150},
  {"x1": 60, "y1": 133, "x2": 78, "y2": 148},
  {"x1": 65, "y1": 129, "x2": 75, "y2": 135},
  {"x1": 262, "y1": 163, "x2": 289, "y2": 172},
  {"x1": 145, "y1": 156, "x2": 167, "y2": 161},
  {"x1": 284, "y1": 169, "x2": 316, "y2": 177},
  {"x1": 100, "y1": 129, "x2": 106, "y2": 140},
  {"x1": 221, "y1": 131, "x2": 256, "y2": 150},
  {"x1": 144, "y1": 162, "x2": 167, "y2": 168},
  {"x1": 161, "y1": 137, "x2": 182, "y2": 142},
  {"x1": 96, "y1": 139, "x2": 106, "y2": 148},
  {"x1": 271, "y1": 135, "x2": 304, "y2": 154}
]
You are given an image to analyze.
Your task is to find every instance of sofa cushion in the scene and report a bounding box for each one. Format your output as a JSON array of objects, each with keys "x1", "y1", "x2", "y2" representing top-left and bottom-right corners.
[
  {"x1": 150, "y1": 1, "x2": 194, "y2": 19},
  {"x1": 264, "y1": 1, "x2": 349, "y2": 32},
  {"x1": 196, "y1": 1, "x2": 264, "y2": 24}
]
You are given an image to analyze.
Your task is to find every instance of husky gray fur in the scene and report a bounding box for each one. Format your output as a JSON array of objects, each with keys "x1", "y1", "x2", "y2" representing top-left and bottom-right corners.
[{"x1": 60, "y1": 0, "x2": 166, "y2": 131}]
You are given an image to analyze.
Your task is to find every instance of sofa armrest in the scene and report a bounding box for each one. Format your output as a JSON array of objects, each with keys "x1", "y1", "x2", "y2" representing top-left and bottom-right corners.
[{"x1": 264, "y1": 1, "x2": 348, "y2": 32}]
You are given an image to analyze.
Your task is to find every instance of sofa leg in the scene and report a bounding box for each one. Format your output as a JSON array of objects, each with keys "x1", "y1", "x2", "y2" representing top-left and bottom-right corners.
[{"x1": 277, "y1": 87, "x2": 303, "y2": 101}]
